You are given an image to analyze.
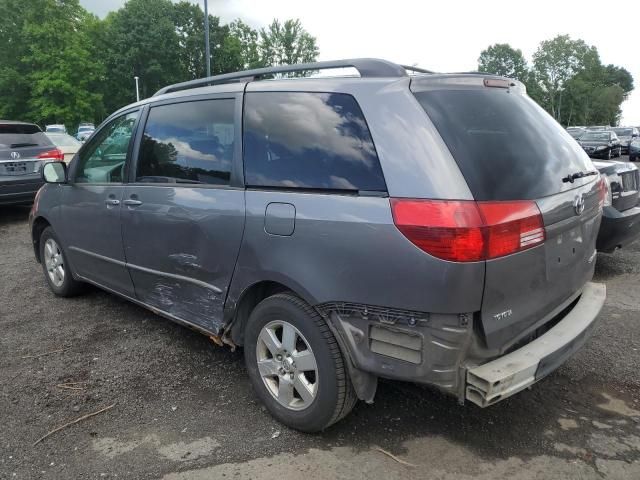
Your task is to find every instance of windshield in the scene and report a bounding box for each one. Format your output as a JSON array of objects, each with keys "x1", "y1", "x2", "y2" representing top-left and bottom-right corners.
[
  {"x1": 613, "y1": 128, "x2": 632, "y2": 136},
  {"x1": 581, "y1": 132, "x2": 610, "y2": 141},
  {"x1": 413, "y1": 88, "x2": 593, "y2": 201},
  {"x1": 567, "y1": 129, "x2": 583, "y2": 139}
]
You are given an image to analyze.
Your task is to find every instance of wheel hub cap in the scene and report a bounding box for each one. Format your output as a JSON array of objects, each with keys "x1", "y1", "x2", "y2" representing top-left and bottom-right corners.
[
  {"x1": 256, "y1": 320, "x2": 318, "y2": 411},
  {"x1": 44, "y1": 238, "x2": 65, "y2": 288}
]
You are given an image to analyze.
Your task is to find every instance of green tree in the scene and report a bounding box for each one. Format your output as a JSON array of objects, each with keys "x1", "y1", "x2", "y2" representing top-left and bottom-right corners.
[
  {"x1": 477, "y1": 43, "x2": 528, "y2": 81},
  {"x1": 258, "y1": 19, "x2": 319, "y2": 68},
  {"x1": 532, "y1": 35, "x2": 597, "y2": 120},
  {"x1": 229, "y1": 19, "x2": 262, "y2": 70},
  {"x1": 0, "y1": 0, "x2": 104, "y2": 128},
  {"x1": 98, "y1": 0, "x2": 184, "y2": 111}
]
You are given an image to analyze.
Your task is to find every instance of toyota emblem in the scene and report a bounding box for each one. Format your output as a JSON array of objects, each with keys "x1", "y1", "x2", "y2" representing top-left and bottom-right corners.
[
  {"x1": 10, "y1": 151, "x2": 20, "y2": 160},
  {"x1": 574, "y1": 194, "x2": 585, "y2": 215}
]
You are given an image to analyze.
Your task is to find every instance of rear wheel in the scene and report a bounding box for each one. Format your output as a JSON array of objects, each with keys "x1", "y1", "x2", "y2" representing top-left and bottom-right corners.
[
  {"x1": 244, "y1": 293, "x2": 356, "y2": 432},
  {"x1": 40, "y1": 227, "x2": 84, "y2": 297}
]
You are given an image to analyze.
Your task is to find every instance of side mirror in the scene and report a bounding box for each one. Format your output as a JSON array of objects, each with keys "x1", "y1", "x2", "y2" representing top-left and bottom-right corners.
[{"x1": 42, "y1": 161, "x2": 67, "y2": 184}]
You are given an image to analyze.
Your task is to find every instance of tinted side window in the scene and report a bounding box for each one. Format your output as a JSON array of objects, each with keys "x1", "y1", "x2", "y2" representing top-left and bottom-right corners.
[
  {"x1": 136, "y1": 99, "x2": 234, "y2": 185},
  {"x1": 243, "y1": 92, "x2": 386, "y2": 192}
]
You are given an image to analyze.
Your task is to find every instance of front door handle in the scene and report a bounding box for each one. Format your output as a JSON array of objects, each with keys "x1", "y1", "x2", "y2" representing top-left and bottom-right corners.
[
  {"x1": 123, "y1": 199, "x2": 143, "y2": 206},
  {"x1": 105, "y1": 198, "x2": 120, "y2": 206}
]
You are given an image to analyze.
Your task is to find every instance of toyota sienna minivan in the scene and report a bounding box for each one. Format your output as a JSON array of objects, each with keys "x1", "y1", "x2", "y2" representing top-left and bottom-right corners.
[{"x1": 30, "y1": 59, "x2": 606, "y2": 432}]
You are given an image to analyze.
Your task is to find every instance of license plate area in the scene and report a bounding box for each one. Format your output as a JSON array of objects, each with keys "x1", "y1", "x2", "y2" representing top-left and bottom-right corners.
[
  {"x1": 1, "y1": 161, "x2": 30, "y2": 175},
  {"x1": 545, "y1": 215, "x2": 598, "y2": 277}
]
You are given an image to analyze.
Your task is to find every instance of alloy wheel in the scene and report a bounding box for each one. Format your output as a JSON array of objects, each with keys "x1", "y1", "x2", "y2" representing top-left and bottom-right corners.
[
  {"x1": 256, "y1": 320, "x2": 318, "y2": 411},
  {"x1": 44, "y1": 238, "x2": 65, "y2": 287}
]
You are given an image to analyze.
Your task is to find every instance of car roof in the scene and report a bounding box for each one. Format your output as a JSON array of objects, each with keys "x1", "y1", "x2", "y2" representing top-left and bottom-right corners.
[
  {"x1": 108, "y1": 58, "x2": 520, "y2": 121},
  {"x1": 0, "y1": 120, "x2": 40, "y2": 126}
]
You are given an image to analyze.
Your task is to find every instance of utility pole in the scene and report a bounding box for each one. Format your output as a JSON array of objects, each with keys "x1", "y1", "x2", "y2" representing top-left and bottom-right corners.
[
  {"x1": 134, "y1": 76, "x2": 140, "y2": 102},
  {"x1": 204, "y1": 0, "x2": 211, "y2": 77}
]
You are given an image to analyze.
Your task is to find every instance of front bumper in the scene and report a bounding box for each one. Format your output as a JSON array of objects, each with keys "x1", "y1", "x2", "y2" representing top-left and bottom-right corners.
[
  {"x1": 596, "y1": 205, "x2": 640, "y2": 253},
  {"x1": 465, "y1": 282, "x2": 606, "y2": 407},
  {"x1": 0, "y1": 176, "x2": 42, "y2": 205},
  {"x1": 583, "y1": 147, "x2": 610, "y2": 158}
]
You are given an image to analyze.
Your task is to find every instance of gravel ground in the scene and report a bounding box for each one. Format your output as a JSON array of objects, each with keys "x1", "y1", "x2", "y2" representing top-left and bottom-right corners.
[{"x1": 0, "y1": 202, "x2": 639, "y2": 480}]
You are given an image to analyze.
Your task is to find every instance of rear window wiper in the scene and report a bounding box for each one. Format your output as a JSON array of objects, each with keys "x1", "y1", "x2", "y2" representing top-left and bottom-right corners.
[
  {"x1": 10, "y1": 143, "x2": 39, "y2": 148},
  {"x1": 562, "y1": 170, "x2": 598, "y2": 183}
]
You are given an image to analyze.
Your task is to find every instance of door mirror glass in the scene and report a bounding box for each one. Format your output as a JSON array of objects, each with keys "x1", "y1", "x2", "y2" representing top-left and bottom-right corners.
[{"x1": 42, "y1": 162, "x2": 67, "y2": 183}]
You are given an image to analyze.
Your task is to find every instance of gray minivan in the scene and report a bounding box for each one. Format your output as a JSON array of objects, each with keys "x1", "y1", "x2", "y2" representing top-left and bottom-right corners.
[{"x1": 30, "y1": 59, "x2": 606, "y2": 432}]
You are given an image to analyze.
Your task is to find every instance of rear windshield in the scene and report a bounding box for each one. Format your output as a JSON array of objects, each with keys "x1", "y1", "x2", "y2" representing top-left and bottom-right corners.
[
  {"x1": 613, "y1": 128, "x2": 632, "y2": 136},
  {"x1": 413, "y1": 88, "x2": 593, "y2": 201},
  {"x1": 0, "y1": 124, "x2": 52, "y2": 149}
]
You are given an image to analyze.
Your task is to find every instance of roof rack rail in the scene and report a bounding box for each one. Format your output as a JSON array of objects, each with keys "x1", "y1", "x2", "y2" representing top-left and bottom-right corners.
[
  {"x1": 154, "y1": 58, "x2": 409, "y2": 96},
  {"x1": 402, "y1": 65, "x2": 435, "y2": 75}
]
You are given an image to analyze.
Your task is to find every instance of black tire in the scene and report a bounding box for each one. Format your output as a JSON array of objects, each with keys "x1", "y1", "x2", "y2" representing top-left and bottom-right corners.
[
  {"x1": 244, "y1": 293, "x2": 357, "y2": 432},
  {"x1": 606, "y1": 149, "x2": 612, "y2": 160},
  {"x1": 39, "y1": 226, "x2": 85, "y2": 297}
]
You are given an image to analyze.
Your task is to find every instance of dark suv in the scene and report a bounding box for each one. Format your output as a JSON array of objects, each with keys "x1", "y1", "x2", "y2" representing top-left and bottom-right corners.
[
  {"x1": 1, "y1": 121, "x2": 64, "y2": 205},
  {"x1": 30, "y1": 59, "x2": 606, "y2": 432}
]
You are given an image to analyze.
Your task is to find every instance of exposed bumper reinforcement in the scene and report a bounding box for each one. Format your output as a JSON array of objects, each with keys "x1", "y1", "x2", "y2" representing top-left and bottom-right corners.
[{"x1": 466, "y1": 282, "x2": 606, "y2": 407}]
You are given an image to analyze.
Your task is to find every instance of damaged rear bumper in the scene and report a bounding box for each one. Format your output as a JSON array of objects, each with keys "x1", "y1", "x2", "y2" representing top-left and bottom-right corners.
[{"x1": 465, "y1": 282, "x2": 606, "y2": 407}]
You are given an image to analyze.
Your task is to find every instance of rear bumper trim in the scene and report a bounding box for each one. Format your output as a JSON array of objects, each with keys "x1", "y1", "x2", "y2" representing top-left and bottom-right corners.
[
  {"x1": 465, "y1": 282, "x2": 606, "y2": 407},
  {"x1": 596, "y1": 205, "x2": 640, "y2": 253}
]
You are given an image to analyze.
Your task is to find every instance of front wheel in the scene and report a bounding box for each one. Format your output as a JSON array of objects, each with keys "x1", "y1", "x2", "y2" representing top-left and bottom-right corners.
[
  {"x1": 244, "y1": 293, "x2": 356, "y2": 432},
  {"x1": 40, "y1": 227, "x2": 85, "y2": 297}
]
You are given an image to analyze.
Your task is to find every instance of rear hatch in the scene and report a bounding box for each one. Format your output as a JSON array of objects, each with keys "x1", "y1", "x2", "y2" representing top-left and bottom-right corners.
[
  {"x1": 411, "y1": 77, "x2": 602, "y2": 352},
  {"x1": 0, "y1": 123, "x2": 58, "y2": 177}
]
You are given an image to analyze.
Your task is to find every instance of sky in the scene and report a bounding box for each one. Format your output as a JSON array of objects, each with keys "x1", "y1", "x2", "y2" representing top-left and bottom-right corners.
[{"x1": 79, "y1": 0, "x2": 640, "y2": 125}]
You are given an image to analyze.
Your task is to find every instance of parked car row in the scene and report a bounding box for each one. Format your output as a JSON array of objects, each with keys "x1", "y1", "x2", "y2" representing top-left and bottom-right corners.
[
  {"x1": 45, "y1": 123, "x2": 96, "y2": 142},
  {"x1": 567, "y1": 125, "x2": 639, "y2": 160}
]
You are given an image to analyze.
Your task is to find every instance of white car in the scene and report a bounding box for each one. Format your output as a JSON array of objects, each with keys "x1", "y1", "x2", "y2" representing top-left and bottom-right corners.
[{"x1": 45, "y1": 124, "x2": 67, "y2": 134}]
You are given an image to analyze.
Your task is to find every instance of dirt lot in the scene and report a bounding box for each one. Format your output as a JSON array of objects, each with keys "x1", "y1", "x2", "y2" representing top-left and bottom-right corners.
[{"x1": 1, "y1": 203, "x2": 639, "y2": 480}]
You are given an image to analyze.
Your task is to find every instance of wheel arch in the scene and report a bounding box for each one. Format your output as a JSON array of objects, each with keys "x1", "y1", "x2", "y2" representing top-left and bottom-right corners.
[
  {"x1": 31, "y1": 216, "x2": 52, "y2": 263},
  {"x1": 224, "y1": 279, "x2": 307, "y2": 346}
]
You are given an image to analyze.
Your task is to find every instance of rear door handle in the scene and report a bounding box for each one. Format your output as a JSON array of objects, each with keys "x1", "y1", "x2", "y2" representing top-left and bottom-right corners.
[
  {"x1": 105, "y1": 199, "x2": 120, "y2": 206},
  {"x1": 123, "y1": 199, "x2": 143, "y2": 206}
]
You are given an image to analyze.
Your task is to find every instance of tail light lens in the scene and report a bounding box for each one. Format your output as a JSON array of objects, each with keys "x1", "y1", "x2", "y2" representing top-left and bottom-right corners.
[
  {"x1": 598, "y1": 176, "x2": 610, "y2": 207},
  {"x1": 390, "y1": 198, "x2": 545, "y2": 262},
  {"x1": 37, "y1": 148, "x2": 64, "y2": 162}
]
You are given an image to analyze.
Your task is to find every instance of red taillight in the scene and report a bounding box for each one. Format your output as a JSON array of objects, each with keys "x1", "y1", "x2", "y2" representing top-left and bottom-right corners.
[
  {"x1": 37, "y1": 148, "x2": 64, "y2": 162},
  {"x1": 390, "y1": 198, "x2": 545, "y2": 262},
  {"x1": 477, "y1": 201, "x2": 545, "y2": 259},
  {"x1": 597, "y1": 176, "x2": 606, "y2": 208},
  {"x1": 390, "y1": 200, "x2": 484, "y2": 262}
]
